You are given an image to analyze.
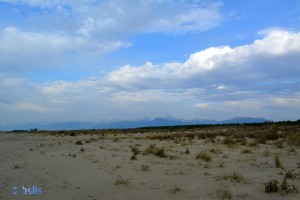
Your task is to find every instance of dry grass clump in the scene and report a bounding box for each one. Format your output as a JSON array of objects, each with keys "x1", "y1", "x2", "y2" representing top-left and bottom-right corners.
[
  {"x1": 85, "y1": 137, "x2": 97, "y2": 143},
  {"x1": 141, "y1": 164, "x2": 150, "y2": 172},
  {"x1": 130, "y1": 146, "x2": 141, "y2": 160},
  {"x1": 143, "y1": 144, "x2": 157, "y2": 155},
  {"x1": 220, "y1": 172, "x2": 247, "y2": 183},
  {"x1": 154, "y1": 147, "x2": 166, "y2": 158},
  {"x1": 264, "y1": 178, "x2": 298, "y2": 195},
  {"x1": 142, "y1": 144, "x2": 167, "y2": 158},
  {"x1": 75, "y1": 140, "x2": 83, "y2": 145},
  {"x1": 284, "y1": 170, "x2": 298, "y2": 180},
  {"x1": 248, "y1": 140, "x2": 258, "y2": 147},
  {"x1": 264, "y1": 179, "x2": 279, "y2": 193},
  {"x1": 169, "y1": 185, "x2": 182, "y2": 194},
  {"x1": 287, "y1": 134, "x2": 300, "y2": 146},
  {"x1": 241, "y1": 148, "x2": 253, "y2": 154},
  {"x1": 274, "y1": 153, "x2": 283, "y2": 168},
  {"x1": 216, "y1": 189, "x2": 233, "y2": 199},
  {"x1": 223, "y1": 137, "x2": 235, "y2": 147},
  {"x1": 115, "y1": 176, "x2": 129, "y2": 185},
  {"x1": 196, "y1": 150, "x2": 212, "y2": 162}
]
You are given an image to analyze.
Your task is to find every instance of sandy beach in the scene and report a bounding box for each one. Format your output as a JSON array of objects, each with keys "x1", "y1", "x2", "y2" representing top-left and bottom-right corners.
[{"x1": 1, "y1": 125, "x2": 299, "y2": 200}]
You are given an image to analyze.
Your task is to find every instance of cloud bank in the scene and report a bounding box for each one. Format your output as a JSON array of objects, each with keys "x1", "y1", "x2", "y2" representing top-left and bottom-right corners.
[{"x1": 1, "y1": 29, "x2": 299, "y2": 124}]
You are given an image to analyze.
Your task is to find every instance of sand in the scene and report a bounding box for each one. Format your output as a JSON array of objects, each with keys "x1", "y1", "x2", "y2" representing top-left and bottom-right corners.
[{"x1": 0, "y1": 128, "x2": 299, "y2": 200}]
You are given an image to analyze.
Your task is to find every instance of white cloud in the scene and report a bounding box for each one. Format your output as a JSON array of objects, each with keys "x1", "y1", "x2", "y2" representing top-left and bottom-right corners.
[
  {"x1": 0, "y1": 0, "x2": 222, "y2": 72},
  {"x1": 0, "y1": 27, "x2": 131, "y2": 71},
  {"x1": 195, "y1": 103, "x2": 209, "y2": 109},
  {"x1": 107, "y1": 29, "x2": 300, "y2": 89},
  {"x1": 4, "y1": 0, "x2": 222, "y2": 34}
]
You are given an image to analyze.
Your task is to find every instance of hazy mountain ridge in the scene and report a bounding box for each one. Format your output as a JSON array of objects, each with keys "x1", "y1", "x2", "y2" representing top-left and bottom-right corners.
[{"x1": 1, "y1": 117, "x2": 268, "y2": 131}]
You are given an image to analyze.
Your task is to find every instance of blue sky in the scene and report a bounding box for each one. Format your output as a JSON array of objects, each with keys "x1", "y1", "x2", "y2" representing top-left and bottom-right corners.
[{"x1": 0, "y1": 0, "x2": 300, "y2": 125}]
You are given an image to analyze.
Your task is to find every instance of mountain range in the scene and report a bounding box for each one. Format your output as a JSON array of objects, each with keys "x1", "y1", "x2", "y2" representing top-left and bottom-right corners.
[{"x1": 0, "y1": 117, "x2": 268, "y2": 131}]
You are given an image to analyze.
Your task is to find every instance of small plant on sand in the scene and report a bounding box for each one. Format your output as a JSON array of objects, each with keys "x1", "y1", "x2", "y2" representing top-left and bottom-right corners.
[
  {"x1": 130, "y1": 146, "x2": 141, "y2": 160},
  {"x1": 223, "y1": 137, "x2": 235, "y2": 147},
  {"x1": 115, "y1": 176, "x2": 128, "y2": 185},
  {"x1": 169, "y1": 185, "x2": 182, "y2": 194},
  {"x1": 143, "y1": 144, "x2": 156, "y2": 155},
  {"x1": 75, "y1": 140, "x2": 83, "y2": 145},
  {"x1": 12, "y1": 164, "x2": 21, "y2": 169},
  {"x1": 155, "y1": 147, "x2": 166, "y2": 158},
  {"x1": 216, "y1": 189, "x2": 233, "y2": 199},
  {"x1": 265, "y1": 178, "x2": 298, "y2": 194},
  {"x1": 218, "y1": 161, "x2": 225, "y2": 168},
  {"x1": 264, "y1": 148, "x2": 270, "y2": 157},
  {"x1": 196, "y1": 150, "x2": 212, "y2": 162},
  {"x1": 241, "y1": 148, "x2": 252, "y2": 154},
  {"x1": 280, "y1": 178, "x2": 298, "y2": 195},
  {"x1": 141, "y1": 164, "x2": 150, "y2": 172},
  {"x1": 85, "y1": 137, "x2": 97, "y2": 143},
  {"x1": 274, "y1": 153, "x2": 283, "y2": 168},
  {"x1": 248, "y1": 140, "x2": 258, "y2": 147},
  {"x1": 185, "y1": 148, "x2": 190, "y2": 154},
  {"x1": 70, "y1": 131, "x2": 77, "y2": 136},
  {"x1": 284, "y1": 170, "x2": 297, "y2": 180},
  {"x1": 264, "y1": 179, "x2": 279, "y2": 193},
  {"x1": 221, "y1": 172, "x2": 246, "y2": 183}
]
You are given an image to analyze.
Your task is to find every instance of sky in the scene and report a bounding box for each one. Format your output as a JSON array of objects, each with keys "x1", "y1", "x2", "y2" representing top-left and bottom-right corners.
[{"x1": 0, "y1": 0, "x2": 300, "y2": 125}]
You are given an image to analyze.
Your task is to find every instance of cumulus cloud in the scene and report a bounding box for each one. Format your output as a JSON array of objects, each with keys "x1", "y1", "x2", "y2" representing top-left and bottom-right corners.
[{"x1": 107, "y1": 29, "x2": 300, "y2": 90}]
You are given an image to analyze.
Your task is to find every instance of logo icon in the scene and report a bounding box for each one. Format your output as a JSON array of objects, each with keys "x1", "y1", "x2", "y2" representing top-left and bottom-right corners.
[{"x1": 11, "y1": 186, "x2": 18, "y2": 195}]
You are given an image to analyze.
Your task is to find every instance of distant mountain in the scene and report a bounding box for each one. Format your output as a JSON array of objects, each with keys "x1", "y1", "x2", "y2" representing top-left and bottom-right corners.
[{"x1": 1, "y1": 117, "x2": 269, "y2": 131}]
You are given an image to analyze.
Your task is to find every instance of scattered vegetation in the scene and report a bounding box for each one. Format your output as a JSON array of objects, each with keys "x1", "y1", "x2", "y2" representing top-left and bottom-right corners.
[{"x1": 265, "y1": 178, "x2": 298, "y2": 195}]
